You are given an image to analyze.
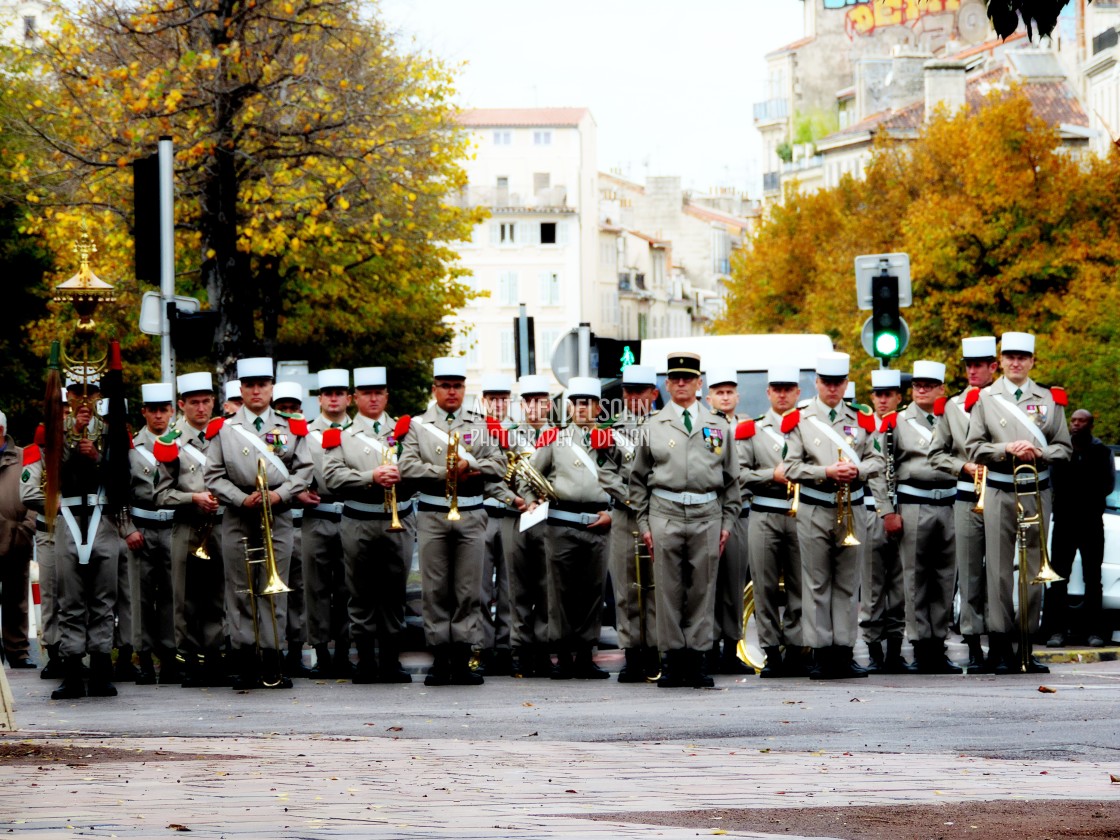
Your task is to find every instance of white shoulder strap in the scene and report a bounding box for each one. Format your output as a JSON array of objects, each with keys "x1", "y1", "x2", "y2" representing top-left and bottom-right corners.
[
  {"x1": 990, "y1": 394, "x2": 1048, "y2": 448},
  {"x1": 761, "y1": 424, "x2": 785, "y2": 448},
  {"x1": 134, "y1": 446, "x2": 157, "y2": 468},
  {"x1": 807, "y1": 416, "x2": 861, "y2": 466},
  {"x1": 415, "y1": 419, "x2": 481, "y2": 469},
  {"x1": 181, "y1": 443, "x2": 207, "y2": 467},
  {"x1": 570, "y1": 437, "x2": 599, "y2": 477},
  {"x1": 905, "y1": 417, "x2": 933, "y2": 443},
  {"x1": 231, "y1": 423, "x2": 290, "y2": 480}
]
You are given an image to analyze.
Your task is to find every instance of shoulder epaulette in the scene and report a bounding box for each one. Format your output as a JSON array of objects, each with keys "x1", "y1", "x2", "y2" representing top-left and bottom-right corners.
[
  {"x1": 33, "y1": 424, "x2": 45, "y2": 447},
  {"x1": 933, "y1": 397, "x2": 948, "y2": 417},
  {"x1": 153, "y1": 429, "x2": 182, "y2": 463},
  {"x1": 280, "y1": 413, "x2": 308, "y2": 436},
  {"x1": 879, "y1": 411, "x2": 898, "y2": 432},
  {"x1": 780, "y1": 408, "x2": 801, "y2": 434},
  {"x1": 852, "y1": 402, "x2": 876, "y2": 433},
  {"x1": 962, "y1": 387, "x2": 980, "y2": 412},
  {"x1": 321, "y1": 428, "x2": 343, "y2": 449},
  {"x1": 536, "y1": 427, "x2": 559, "y2": 449},
  {"x1": 22, "y1": 444, "x2": 41, "y2": 466},
  {"x1": 393, "y1": 415, "x2": 411, "y2": 441},
  {"x1": 1049, "y1": 386, "x2": 1068, "y2": 407},
  {"x1": 205, "y1": 417, "x2": 225, "y2": 439},
  {"x1": 590, "y1": 427, "x2": 613, "y2": 450},
  {"x1": 734, "y1": 419, "x2": 756, "y2": 440}
]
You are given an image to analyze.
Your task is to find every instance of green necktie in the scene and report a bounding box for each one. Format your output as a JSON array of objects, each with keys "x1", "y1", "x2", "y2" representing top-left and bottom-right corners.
[
  {"x1": 926, "y1": 413, "x2": 935, "y2": 425},
  {"x1": 829, "y1": 408, "x2": 837, "y2": 423},
  {"x1": 198, "y1": 431, "x2": 205, "y2": 444},
  {"x1": 1014, "y1": 387, "x2": 1023, "y2": 400},
  {"x1": 682, "y1": 409, "x2": 692, "y2": 433},
  {"x1": 254, "y1": 416, "x2": 263, "y2": 432},
  {"x1": 374, "y1": 421, "x2": 381, "y2": 434},
  {"x1": 330, "y1": 422, "x2": 341, "y2": 429},
  {"x1": 582, "y1": 430, "x2": 590, "y2": 447},
  {"x1": 446, "y1": 412, "x2": 455, "y2": 423}
]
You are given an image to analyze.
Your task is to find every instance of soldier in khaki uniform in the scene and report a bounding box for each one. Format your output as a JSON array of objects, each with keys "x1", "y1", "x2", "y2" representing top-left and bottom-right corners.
[
  {"x1": 154, "y1": 372, "x2": 226, "y2": 687},
  {"x1": 523, "y1": 377, "x2": 622, "y2": 679},
  {"x1": 129, "y1": 383, "x2": 179, "y2": 684},
  {"x1": 784, "y1": 352, "x2": 893, "y2": 680},
  {"x1": 479, "y1": 374, "x2": 517, "y2": 677},
  {"x1": 965, "y1": 332, "x2": 1071, "y2": 674},
  {"x1": 204, "y1": 357, "x2": 314, "y2": 690},
  {"x1": 605, "y1": 365, "x2": 659, "y2": 682},
  {"x1": 704, "y1": 367, "x2": 753, "y2": 676},
  {"x1": 322, "y1": 365, "x2": 415, "y2": 683},
  {"x1": 398, "y1": 357, "x2": 506, "y2": 686},
  {"x1": 859, "y1": 369, "x2": 910, "y2": 674},
  {"x1": 929, "y1": 336, "x2": 998, "y2": 672},
  {"x1": 0, "y1": 413, "x2": 36, "y2": 668},
  {"x1": 738, "y1": 365, "x2": 805, "y2": 678},
  {"x1": 630, "y1": 352, "x2": 741, "y2": 688},
  {"x1": 889, "y1": 361, "x2": 960, "y2": 673},
  {"x1": 221, "y1": 380, "x2": 242, "y2": 418},
  {"x1": 296, "y1": 370, "x2": 353, "y2": 678}
]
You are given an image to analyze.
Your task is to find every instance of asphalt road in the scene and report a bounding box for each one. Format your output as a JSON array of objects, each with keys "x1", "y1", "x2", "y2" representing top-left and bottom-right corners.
[{"x1": 8, "y1": 658, "x2": 1120, "y2": 762}]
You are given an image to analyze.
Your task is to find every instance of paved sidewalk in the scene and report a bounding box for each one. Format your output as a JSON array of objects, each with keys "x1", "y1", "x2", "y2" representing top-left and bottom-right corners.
[{"x1": 3, "y1": 734, "x2": 1120, "y2": 838}]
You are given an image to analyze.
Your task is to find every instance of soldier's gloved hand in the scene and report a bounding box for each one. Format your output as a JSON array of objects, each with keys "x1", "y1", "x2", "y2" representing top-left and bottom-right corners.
[
  {"x1": 883, "y1": 513, "x2": 903, "y2": 536},
  {"x1": 372, "y1": 465, "x2": 400, "y2": 487},
  {"x1": 193, "y1": 492, "x2": 219, "y2": 513},
  {"x1": 587, "y1": 511, "x2": 611, "y2": 530},
  {"x1": 297, "y1": 490, "x2": 321, "y2": 506},
  {"x1": 826, "y1": 461, "x2": 859, "y2": 482},
  {"x1": 125, "y1": 530, "x2": 144, "y2": 551},
  {"x1": 718, "y1": 529, "x2": 730, "y2": 555}
]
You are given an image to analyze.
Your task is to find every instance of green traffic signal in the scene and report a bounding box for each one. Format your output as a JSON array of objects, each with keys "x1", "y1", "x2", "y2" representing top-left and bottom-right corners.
[{"x1": 875, "y1": 331, "x2": 900, "y2": 357}]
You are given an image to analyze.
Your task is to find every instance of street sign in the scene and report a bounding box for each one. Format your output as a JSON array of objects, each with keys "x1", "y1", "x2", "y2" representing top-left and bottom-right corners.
[
  {"x1": 861, "y1": 315, "x2": 910, "y2": 360},
  {"x1": 549, "y1": 328, "x2": 579, "y2": 387},
  {"x1": 855, "y1": 253, "x2": 912, "y2": 310},
  {"x1": 138, "y1": 291, "x2": 200, "y2": 335}
]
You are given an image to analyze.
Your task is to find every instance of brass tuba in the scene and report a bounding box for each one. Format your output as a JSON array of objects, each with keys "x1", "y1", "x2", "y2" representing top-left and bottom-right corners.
[
  {"x1": 505, "y1": 450, "x2": 558, "y2": 502},
  {"x1": 1013, "y1": 460, "x2": 1063, "y2": 673}
]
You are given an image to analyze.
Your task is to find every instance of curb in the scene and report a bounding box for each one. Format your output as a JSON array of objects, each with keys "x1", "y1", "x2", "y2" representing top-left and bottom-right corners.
[{"x1": 1034, "y1": 647, "x2": 1119, "y2": 664}]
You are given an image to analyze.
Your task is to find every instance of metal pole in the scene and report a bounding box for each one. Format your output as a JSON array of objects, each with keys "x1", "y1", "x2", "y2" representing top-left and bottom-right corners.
[
  {"x1": 517, "y1": 303, "x2": 531, "y2": 377},
  {"x1": 577, "y1": 322, "x2": 591, "y2": 378},
  {"x1": 158, "y1": 136, "x2": 176, "y2": 388}
]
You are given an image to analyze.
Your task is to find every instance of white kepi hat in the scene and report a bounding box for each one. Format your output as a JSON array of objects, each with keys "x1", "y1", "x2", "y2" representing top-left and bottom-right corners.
[
  {"x1": 353, "y1": 367, "x2": 386, "y2": 388},
  {"x1": 272, "y1": 381, "x2": 303, "y2": 405},
  {"x1": 96, "y1": 398, "x2": 126, "y2": 415},
  {"x1": 518, "y1": 375, "x2": 551, "y2": 397},
  {"x1": 177, "y1": 372, "x2": 213, "y2": 395},
  {"x1": 767, "y1": 365, "x2": 800, "y2": 385},
  {"x1": 817, "y1": 352, "x2": 850, "y2": 378},
  {"x1": 621, "y1": 365, "x2": 657, "y2": 386},
  {"x1": 141, "y1": 383, "x2": 173, "y2": 404},
  {"x1": 236, "y1": 357, "x2": 274, "y2": 380},
  {"x1": 1000, "y1": 332, "x2": 1035, "y2": 355},
  {"x1": 224, "y1": 380, "x2": 242, "y2": 402},
  {"x1": 870, "y1": 369, "x2": 901, "y2": 390},
  {"x1": 961, "y1": 336, "x2": 997, "y2": 360},
  {"x1": 433, "y1": 357, "x2": 467, "y2": 379},
  {"x1": 566, "y1": 376, "x2": 601, "y2": 400},
  {"x1": 844, "y1": 382, "x2": 856, "y2": 401},
  {"x1": 912, "y1": 360, "x2": 946, "y2": 382},
  {"x1": 317, "y1": 369, "x2": 349, "y2": 391},
  {"x1": 706, "y1": 368, "x2": 737, "y2": 388},
  {"x1": 481, "y1": 373, "x2": 513, "y2": 394}
]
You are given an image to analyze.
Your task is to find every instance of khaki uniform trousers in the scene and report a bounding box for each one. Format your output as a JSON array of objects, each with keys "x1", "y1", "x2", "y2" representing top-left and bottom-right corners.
[
  {"x1": 955, "y1": 500, "x2": 987, "y2": 636},
  {"x1": 56, "y1": 510, "x2": 119, "y2": 657},
  {"x1": 341, "y1": 512, "x2": 413, "y2": 643},
  {"x1": 858, "y1": 504, "x2": 905, "y2": 644},
  {"x1": 714, "y1": 512, "x2": 749, "y2": 641},
  {"x1": 34, "y1": 529, "x2": 59, "y2": 647},
  {"x1": 747, "y1": 509, "x2": 803, "y2": 648},
  {"x1": 797, "y1": 500, "x2": 866, "y2": 648},
  {"x1": 135, "y1": 524, "x2": 175, "y2": 652},
  {"x1": 898, "y1": 501, "x2": 956, "y2": 641},
  {"x1": 509, "y1": 515, "x2": 550, "y2": 648},
  {"x1": 286, "y1": 511, "x2": 306, "y2": 645},
  {"x1": 608, "y1": 507, "x2": 656, "y2": 649},
  {"x1": 221, "y1": 506, "x2": 293, "y2": 650},
  {"x1": 479, "y1": 509, "x2": 512, "y2": 651},
  {"x1": 648, "y1": 496, "x2": 721, "y2": 652},
  {"x1": 983, "y1": 485, "x2": 1048, "y2": 635},
  {"x1": 114, "y1": 538, "x2": 138, "y2": 649},
  {"x1": 302, "y1": 512, "x2": 348, "y2": 647},
  {"x1": 416, "y1": 508, "x2": 486, "y2": 646},
  {"x1": 545, "y1": 522, "x2": 608, "y2": 645},
  {"x1": 171, "y1": 516, "x2": 225, "y2": 653}
]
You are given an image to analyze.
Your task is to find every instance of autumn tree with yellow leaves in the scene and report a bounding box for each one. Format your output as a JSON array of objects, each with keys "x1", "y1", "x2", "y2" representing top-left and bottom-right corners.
[
  {"x1": 1, "y1": 0, "x2": 484, "y2": 410},
  {"x1": 719, "y1": 88, "x2": 1120, "y2": 439}
]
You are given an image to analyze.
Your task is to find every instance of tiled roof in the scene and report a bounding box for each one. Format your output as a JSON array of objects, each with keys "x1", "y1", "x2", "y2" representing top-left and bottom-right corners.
[
  {"x1": 457, "y1": 108, "x2": 591, "y2": 128},
  {"x1": 683, "y1": 203, "x2": 755, "y2": 228},
  {"x1": 766, "y1": 35, "x2": 815, "y2": 58},
  {"x1": 627, "y1": 230, "x2": 669, "y2": 246},
  {"x1": 946, "y1": 31, "x2": 1027, "y2": 61},
  {"x1": 599, "y1": 171, "x2": 646, "y2": 194}
]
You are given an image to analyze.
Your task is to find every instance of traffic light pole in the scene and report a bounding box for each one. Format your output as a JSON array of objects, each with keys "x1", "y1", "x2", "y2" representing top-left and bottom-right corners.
[{"x1": 158, "y1": 136, "x2": 176, "y2": 388}]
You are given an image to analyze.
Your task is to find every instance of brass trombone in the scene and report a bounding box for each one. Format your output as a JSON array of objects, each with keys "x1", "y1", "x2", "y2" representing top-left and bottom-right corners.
[
  {"x1": 1013, "y1": 460, "x2": 1063, "y2": 673},
  {"x1": 446, "y1": 430, "x2": 461, "y2": 521},
  {"x1": 836, "y1": 445, "x2": 860, "y2": 547},
  {"x1": 971, "y1": 465, "x2": 988, "y2": 513},
  {"x1": 631, "y1": 531, "x2": 659, "y2": 682},
  {"x1": 382, "y1": 442, "x2": 405, "y2": 533}
]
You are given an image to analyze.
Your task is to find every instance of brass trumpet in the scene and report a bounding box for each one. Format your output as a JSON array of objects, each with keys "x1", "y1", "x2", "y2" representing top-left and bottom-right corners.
[
  {"x1": 785, "y1": 481, "x2": 800, "y2": 518},
  {"x1": 190, "y1": 493, "x2": 219, "y2": 559},
  {"x1": 383, "y1": 441, "x2": 405, "y2": 532},
  {"x1": 971, "y1": 465, "x2": 988, "y2": 513},
  {"x1": 1013, "y1": 460, "x2": 1063, "y2": 673},
  {"x1": 836, "y1": 445, "x2": 860, "y2": 547},
  {"x1": 446, "y1": 430, "x2": 461, "y2": 521}
]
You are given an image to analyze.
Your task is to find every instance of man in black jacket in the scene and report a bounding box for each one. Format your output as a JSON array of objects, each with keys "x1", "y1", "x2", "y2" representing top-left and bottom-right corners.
[{"x1": 1047, "y1": 409, "x2": 1116, "y2": 647}]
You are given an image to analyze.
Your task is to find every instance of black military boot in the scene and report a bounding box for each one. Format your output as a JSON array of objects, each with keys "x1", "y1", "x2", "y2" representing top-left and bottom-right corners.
[
  {"x1": 808, "y1": 646, "x2": 833, "y2": 680},
  {"x1": 1025, "y1": 642, "x2": 1050, "y2": 674},
  {"x1": 925, "y1": 638, "x2": 963, "y2": 674},
  {"x1": 309, "y1": 644, "x2": 333, "y2": 678},
  {"x1": 488, "y1": 648, "x2": 513, "y2": 677},
  {"x1": 990, "y1": 634, "x2": 1014, "y2": 676},
  {"x1": 704, "y1": 644, "x2": 721, "y2": 677},
  {"x1": 135, "y1": 650, "x2": 157, "y2": 685},
  {"x1": 573, "y1": 645, "x2": 610, "y2": 680},
  {"x1": 284, "y1": 642, "x2": 311, "y2": 678},
  {"x1": 657, "y1": 650, "x2": 689, "y2": 687},
  {"x1": 617, "y1": 648, "x2": 646, "y2": 683},
  {"x1": 883, "y1": 637, "x2": 916, "y2": 674},
  {"x1": 260, "y1": 649, "x2": 293, "y2": 689},
  {"x1": 451, "y1": 643, "x2": 484, "y2": 685},
  {"x1": 864, "y1": 640, "x2": 884, "y2": 674},
  {"x1": 231, "y1": 648, "x2": 260, "y2": 690},
  {"x1": 781, "y1": 646, "x2": 810, "y2": 678},
  {"x1": 532, "y1": 646, "x2": 555, "y2": 678},
  {"x1": 834, "y1": 646, "x2": 867, "y2": 679},
  {"x1": 759, "y1": 646, "x2": 784, "y2": 678},
  {"x1": 550, "y1": 645, "x2": 575, "y2": 680},
  {"x1": 511, "y1": 647, "x2": 532, "y2": 678},
  {"x1": 377, "y1": 637, "x2": 412, "y2": 683},
  {"x1": 40, "y1": 643, "x2": 63, "y2": 680},
  {"x1": 332, "y1": 639, "x2": 353, "y2": 679},
  {"x1": 178, "y1": 651, "x2": 201, "y2": 687},
  {"x1": 157, "y1": 649, "x2": 182, "y2": 685},
  {"x1": 691, "y1": 649, "x2": 715, "y2": 688},
  {"x1": 201, "y1": 648, "x2": 230, "y2": 687},
  {"x1": 963, "y1": 635, "x2": 987, "y2": 673},
  {"x1": 719, "y1": 638, "x2": 755, "y2": 675},
  {"x1": 50, "y1": 655, "x2": 86, "y2": 700},
  {"x1": 87, "y1": 652, "x2": 118, "y2": 697},
  {"x1": 352, "y1": 638, "x2": 379, "y2": 685},
  {"x1": 424, "y1": 644, "x2": 452, "y2": 686}
]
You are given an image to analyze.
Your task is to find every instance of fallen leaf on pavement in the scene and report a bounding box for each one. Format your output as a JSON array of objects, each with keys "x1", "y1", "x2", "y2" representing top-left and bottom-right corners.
[
  {"x1": 849, "y1": 697, "x2": 864, "y2": 702},
  {"x1": 522, "y1": 702, "x2": 534, "y2": 707},
  {"x1": 386, "y1": 726, "x2": 403, "y2": 732},
  {"x1": 522, "y1": 732, "x2": 539, "y2": 737},
  {"x1": 565, "y1": 789, "x2": 578, "y2": 794},
  {"x1": 167, "y1": 825, "x2": 191, "y2": 832},
  {"x1": 1110, "y1": 774, "x2": 1119, "y2": 783},
  {"x1": 1038, "y1": 686, "x2": 1057, "y2": 693}
]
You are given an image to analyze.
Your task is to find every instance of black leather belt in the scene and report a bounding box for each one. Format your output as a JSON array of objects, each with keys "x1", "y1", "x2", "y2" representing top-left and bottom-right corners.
[
  {"x1": 551, "y1": 500, "x2": 608, "y2": 514},
  {"x1": 418, "y1": 502, "x2": 483, "y2": 514}
]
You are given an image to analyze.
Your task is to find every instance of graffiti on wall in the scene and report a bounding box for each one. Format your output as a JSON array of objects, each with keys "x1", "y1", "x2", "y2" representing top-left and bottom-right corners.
[{"x1": 823, "y1": 0, "x2": 962, "y2": 38}]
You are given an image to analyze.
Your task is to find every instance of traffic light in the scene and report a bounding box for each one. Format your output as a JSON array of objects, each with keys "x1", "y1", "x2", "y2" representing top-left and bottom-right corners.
[{"x1": 871, "y1": 272, "x2": 902, "y2": 358}]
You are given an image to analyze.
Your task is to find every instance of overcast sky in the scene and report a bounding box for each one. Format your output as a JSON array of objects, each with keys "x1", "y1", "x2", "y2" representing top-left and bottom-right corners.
[{"x1": 378, "y1": 0, "x2": 805, "y2": 197}]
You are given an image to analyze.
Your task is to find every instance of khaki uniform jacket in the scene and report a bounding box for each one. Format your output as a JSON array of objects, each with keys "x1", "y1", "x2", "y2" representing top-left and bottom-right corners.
[
  {"x1": 524, "y1": 425, "x2": 625, "y2": 506},
  {"x1": 739, "y1": 410, "x2": 792, "y2": 501},
  {"x1": 601, "y1": 410, "x2": 647, "y2": 509},
  {"x1": 321, "y1": 413, "x2": 400, "y2": 504},
  {"x1": 0, "y1": 438, "x2": 35, "y2": 554},
  {"x1": 965, "y1": 377, "x2": 1072, "y2": 470},
  {"x1": 130, "y1": 427, "x2": 163, "y2": 509},
  {"x1": 305, "y1": 414, "x2": 349, "y2": 502},
  {"x1": 784, "y1": 398, "x2": 893, "y2": 514},
  {"x1": 629, "y1": 401, "x2": 741, "y2": 533},
  {"x1": 929, "y1": 390, "x2": 973, "y2": 478},
  {"x1": 155, "y1": 423, "x2": 211, "y2": 509},
  {"x1": 204, "y1": 406, "x2": 313, "y2": 508},
  {"x1": 397, "y1": 406, "x2": 506, "y2": 497},
  {"x1": 891, "y1": 403, "x2": 955, "y2": 485}
]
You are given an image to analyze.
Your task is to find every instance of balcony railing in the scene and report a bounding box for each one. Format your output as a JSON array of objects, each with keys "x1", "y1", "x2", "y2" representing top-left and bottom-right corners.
[
  {"x1": 450, "y1": 185, "x2": 570, "y2": 210},
  {"x1": 753, "y1": 98, "x2": 790, "y2": 123}
]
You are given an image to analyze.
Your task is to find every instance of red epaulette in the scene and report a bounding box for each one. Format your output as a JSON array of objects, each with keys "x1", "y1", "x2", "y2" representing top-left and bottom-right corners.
[
  {"x1": 536, "y1": 427, "x2": 559, "y2": 448},
  {"x1": 879, "y1": 411, "x2": 898, "y2": 433},
  {"x1": 964, "y1": 387, "x2": 981, "y2": 412},
  {"x1": 287, "y1": 416, "x2": 308, "y2": 436},
  {"x1": 485, "y1": 416, "x2": 510, "y2": 450},
  {"x1": 322, "y1": 428, "x2": 343, "y2": 449},
  {"x1": 590, "y1": 427, "x2": 613, "y2": 450},
  {"x1": 22, "y1": 444, "x2": 41, "y2": 466},
  {"x1": 1050, "y1": 386, "x2": 1068, "y2": 407},
  {"x1": 205, "y1": 417, "x2": 225, "y2": 439},
  {"x1": 856, "y1": 408, "x2": 876, "y2": 434},
  {"x1": 933, "y1": 396, "x2": 948, "y2": 417},
  {"x1": 153, "y1": 440, "x2": 179, "y2": 463},
  {"x1": 33, "y1": 424, "x2": 45, "y2": 447},
  {"x1": 393, "y1": 415, "x2": 411, "y2": 440},
  {"x1": 734, "y1": 419, "x2": 756, "y2": 440},
  {"x1": 780, "y1": 409, "x2": 800, "y2": 435}
]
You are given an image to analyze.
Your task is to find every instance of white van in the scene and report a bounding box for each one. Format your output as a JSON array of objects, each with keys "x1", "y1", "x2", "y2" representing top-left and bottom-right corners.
[{"x1": 640, "y1": 334, "x2": 834, "y2": 418}]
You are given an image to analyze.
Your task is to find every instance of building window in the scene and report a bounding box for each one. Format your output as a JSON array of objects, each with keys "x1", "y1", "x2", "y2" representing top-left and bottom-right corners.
[
  {"x1": 493, "y1": 130, "x2": 511, "y2": 145},
  {"x1": 533, "y1": 130, "x2": 552, "y2": 146},
  {"x1": 638, "y1": 313, "x2": 648, "y2": 340},
  {"x1": 600, "y1": 240, "x2": 615, "y2": 266},
  {"x1": 540, "y1": 329, "x2": 561, "y2": 356},
  {"x1": 538, "y1": 272, "x2": 561, "y2": 306},
  {"x1": 493, "y1": 222, "x2": 515, "y2": 245},
  {"x1": 533, "y1": 172, "x2": 551, "y2": 193},
  {"x1": 539, "y1": 222, "x2": 557, "y2": 244},
  {"x1": 23, "y1": 15, "x2": 36, "y2": 39},
  {"x1": 464, "y1": 328, "x2": 479, "y2": 367},
  {"x1": 498, "y1": 271, "x2": 519, "y2": 306},
  {"x1": 500, "y1": 329, "x2": 515, "y2": 366}
]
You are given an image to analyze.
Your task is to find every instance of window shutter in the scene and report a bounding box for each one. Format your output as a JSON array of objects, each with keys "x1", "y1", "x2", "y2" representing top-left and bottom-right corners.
[
  {"x1": 518, "y1": 221, "x2": 536, "y2": 246},
  {"x1": 538, "y1": 271, "x2": 550, "y2": 304},
  {"x1": 557, "y1": 221, "x2": 570, "y2": 245},
  {"x1": 490, "y1": 223, "x2": 501, "y2": 246}
]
